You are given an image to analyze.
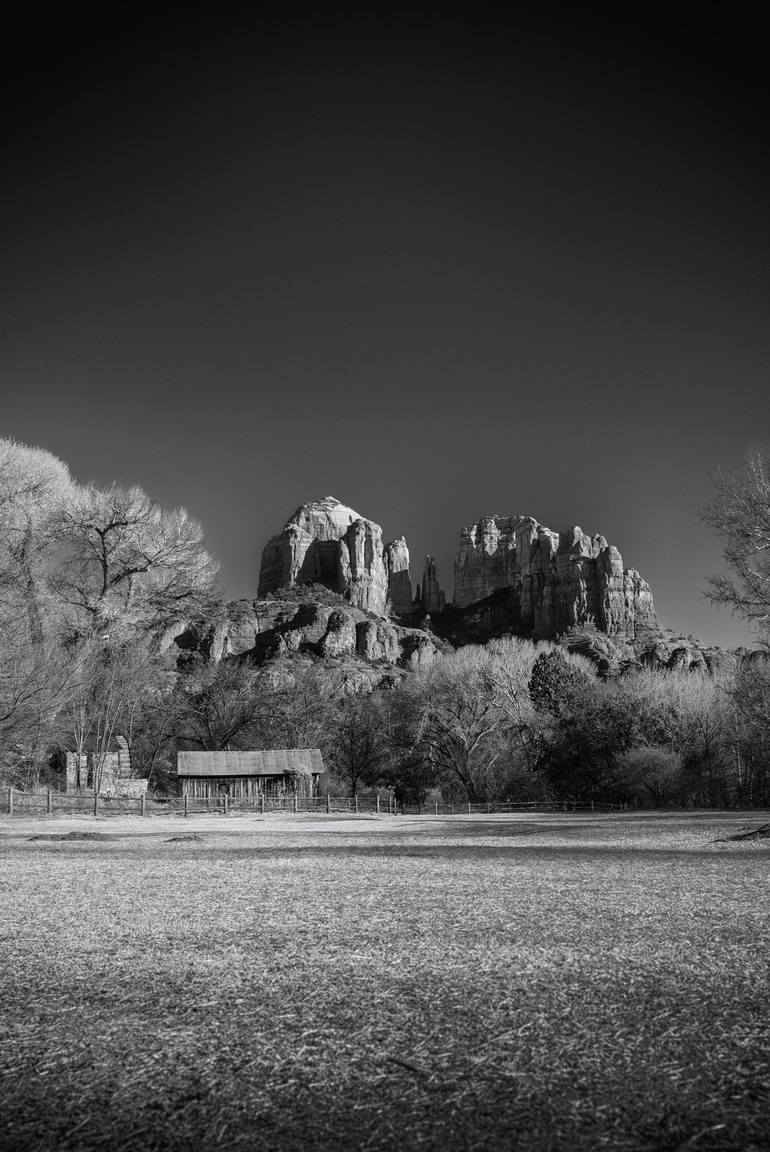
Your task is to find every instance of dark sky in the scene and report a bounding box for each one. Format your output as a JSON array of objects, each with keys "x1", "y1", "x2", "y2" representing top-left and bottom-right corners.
[{"x1": 1, "y1": 6, "x2": 768, "y2": 647}]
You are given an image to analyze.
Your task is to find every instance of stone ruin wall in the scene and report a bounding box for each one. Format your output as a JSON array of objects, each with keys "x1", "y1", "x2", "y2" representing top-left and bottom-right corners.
[{"x1": 65, "y1": 739, "x2": 148, "y2": 797}]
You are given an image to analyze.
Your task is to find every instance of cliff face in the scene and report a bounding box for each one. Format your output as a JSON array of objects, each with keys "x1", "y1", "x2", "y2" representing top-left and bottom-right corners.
[
  {"x1": 384, "y1": 537, "x2": 414, "y2": 618},
  {"x1": 258, "y1": 498, "x2": 451, "y2": 623},
  {"x1": 453, "y1": 515, "x2": 658, "y2": 640},
  {"x1": 258, "y1": 497, "x2": 392, "y2": 615}
]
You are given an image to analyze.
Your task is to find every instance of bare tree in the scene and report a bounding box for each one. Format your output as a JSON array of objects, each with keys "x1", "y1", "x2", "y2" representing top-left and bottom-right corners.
[
  {"x1": 66, "y1": 639, "x2": 175, "y2": 792},
  {"x1": 171, "y1": 661, "x2": 264, "y2": 751},
  {"x1": 724, "y1": 654, "x2": 770, "y2": 806},
  {"x1": 328, "y1": 693, "x2": 386, "y2": 795},
  {"x1": 702, "y1": 448, "x2": 770, "y2": 643},
  {"x1": 50, "y1": 484, "x2": 219, "y2": 639},
  {"x1": 421, "y1": 647, "x2": 501, "y2": 802},
  {"x1": 481, "y1": 636, "x2": 541, "y2": 767},
  {"x1": 0, "y1": 613, "x2": 75, "y2": 786},
  {"x1": 257, "y1": 657, "x2": 343, "y2": 750},
  {"x1": 0, "y1": 438, "x2": 74, "y2": 647}
]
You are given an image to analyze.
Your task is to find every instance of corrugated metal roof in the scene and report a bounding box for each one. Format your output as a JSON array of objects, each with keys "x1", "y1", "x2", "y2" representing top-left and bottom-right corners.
[{"x1": 176, "y1": 749, "x2": 324, "y2": 777}]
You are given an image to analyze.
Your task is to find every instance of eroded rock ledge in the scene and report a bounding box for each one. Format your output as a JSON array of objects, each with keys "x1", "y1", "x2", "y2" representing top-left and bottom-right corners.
[{"x1": 177, "y1": 596, "x2": 441, "y2": 669}]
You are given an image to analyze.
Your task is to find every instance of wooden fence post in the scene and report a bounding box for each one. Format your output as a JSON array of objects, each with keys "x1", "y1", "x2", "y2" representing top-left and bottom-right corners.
[
  {"x1": 450, "y1": 802, "x2": 454, "y2": 815},
  {"x1": 326, "y1": 793, "x2": 330, "y2": 814},
  {"x1": 376, "y1": 794, "x2": 380, "y2": 815},
  {"x1": 8, "y1": 787, "x2": 13, "y2": 817},
  {"x1": 93, "y1": 791, "x2": 99, "y2": 817},
  {"x1": 354, "y1": 794, "x2": 358, "y2": 814},
  {"x1": 141, "y1": 792, "x2": 146, "y2": 818},
  {"x1": 293, "y1": 793, "x2": 298, "y2": 815},
  {"x1": 467, "y1": 801, "x2": 471, "y2": 815},
  {"x1": 435, "y1": 801, "x2": 438, "y2": 815},
  {"x1": 224, "y1": 793, "x2": 229, "y2": 817},
  {"x1": 260, "y1": 793, "x2": 265, "y2": 815},
  {"x1": 47, "y1": 788, "x2": 52, "y2": 815},
  {"x1": 184, "y1": 794, "x2": 189, "y2": 818}
]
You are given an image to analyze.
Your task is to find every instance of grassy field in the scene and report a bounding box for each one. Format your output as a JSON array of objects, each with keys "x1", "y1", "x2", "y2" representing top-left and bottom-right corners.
[{"x1": 0, "y1": 811, "x2": 768, "y2": 1151}]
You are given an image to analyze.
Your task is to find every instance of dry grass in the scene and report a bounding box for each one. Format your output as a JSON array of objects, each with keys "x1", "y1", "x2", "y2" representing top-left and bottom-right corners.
[{"x1": 0, "y1": 811, "x2": 768, "y2": 1151}]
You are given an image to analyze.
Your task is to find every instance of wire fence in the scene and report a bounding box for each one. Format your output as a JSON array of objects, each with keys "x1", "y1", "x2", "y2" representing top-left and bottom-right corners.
[{"x1": 0, "y1": 788, "x2": 624, "y2": 818}]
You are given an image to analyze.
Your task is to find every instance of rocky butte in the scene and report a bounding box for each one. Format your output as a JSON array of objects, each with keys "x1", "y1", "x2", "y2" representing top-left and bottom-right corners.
[
  {"x1": 257, "y1": 496, "x2": 447, "y2": 622},
  {"x1": 452, "y1": 514, "x2": 659, "y2": 642},
  {"x1": 259, "y1": 497, "x2": 394, "y2": 616},
  {"x1": 175, "y1": 498, "x2": 444, "y2": 671},
  {"x1": 255, "y1": 498, "x2": 660, "y2": 644},
  {"x1": 176, "y1": 498, "x2": 720, "y2": 676}
]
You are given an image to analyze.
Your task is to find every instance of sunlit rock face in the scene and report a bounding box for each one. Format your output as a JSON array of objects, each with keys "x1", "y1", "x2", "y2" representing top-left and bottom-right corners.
[
  {"x1": 453, "y1": 515, "x2": 658, "y2": 640},
  {"x1": 258, "y1": 497, "x2": 391, "y2": 615}
]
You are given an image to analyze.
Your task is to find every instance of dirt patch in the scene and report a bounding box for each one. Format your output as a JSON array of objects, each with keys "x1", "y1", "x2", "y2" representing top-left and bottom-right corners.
[
  {"x1": 718, "y1": 823, "x2": 770, "y2": 842},
  {"x1": 27, "y1": 831, "x2": 119, "y2": 842},
  {"x1": 165, "y1": 834, "x2": 204, "y2": 843}
]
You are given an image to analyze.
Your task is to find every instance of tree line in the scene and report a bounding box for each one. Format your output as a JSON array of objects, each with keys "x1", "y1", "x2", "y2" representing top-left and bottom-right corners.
[{"x1": 1, "y1": 436, "x2": 769, "y2": 807}]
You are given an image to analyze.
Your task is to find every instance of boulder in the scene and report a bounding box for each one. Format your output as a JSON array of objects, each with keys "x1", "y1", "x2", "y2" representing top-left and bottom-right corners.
[
  {"x1": 318, "y1": 609, "x2": 358, "y2": 658},
  {"x1": 356, "y1": 619, "x2": 403, "y2": 663}
]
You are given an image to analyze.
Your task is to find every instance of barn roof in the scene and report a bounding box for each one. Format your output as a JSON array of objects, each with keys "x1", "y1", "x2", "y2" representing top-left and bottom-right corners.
[{"x1": 176, "y1": 749, "x2": 323, "y2": 777}]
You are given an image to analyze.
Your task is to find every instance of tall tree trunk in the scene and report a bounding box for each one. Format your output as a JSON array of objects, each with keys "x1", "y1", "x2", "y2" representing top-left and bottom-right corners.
[{"x1": 20, "y1": 529, "x2": 44, "y2": 648}]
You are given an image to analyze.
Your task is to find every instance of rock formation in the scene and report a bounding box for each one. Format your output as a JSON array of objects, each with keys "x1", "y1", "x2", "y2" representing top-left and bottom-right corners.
[
  {"x1": 258, "y1": 500, "x2": 658, "y2": 647},
  {"x1": 452, "y1": 515, "x2": 658, "y2": 641},
  {"x1": 561, "y1": 626, "x2": 733, "y2": 678},
  {"x1": 258, "y1": 497, "x2": 393, "y2": 615},
  {"x1": 385, "y1": 537, "x2": 414, "y2": 618},
  {"x1": 420, "y1": 555, "x2": 445, "y2": 616},
  {"x1": 176, "y1": 595, "x2": 440, "y2": 670},
  {"x1": 173, "y1": 495, "x2": 730, "y2": 678}
]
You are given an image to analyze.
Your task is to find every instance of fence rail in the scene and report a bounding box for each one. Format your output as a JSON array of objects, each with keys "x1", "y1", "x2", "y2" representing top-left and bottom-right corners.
[{"x1": 0, "y1": 788, "x2": 623, "y2": 819}]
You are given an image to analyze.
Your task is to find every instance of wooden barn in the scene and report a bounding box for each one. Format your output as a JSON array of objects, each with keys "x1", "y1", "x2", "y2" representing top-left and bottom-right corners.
[{"x1": 176, "y1": 749, "x2": 323, "y2": 799}]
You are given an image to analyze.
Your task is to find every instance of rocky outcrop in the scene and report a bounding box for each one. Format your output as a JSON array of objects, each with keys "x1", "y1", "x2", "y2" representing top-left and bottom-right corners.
[
  {"x1": 635, "y1": 632, "x2": 730, "y2": 674},
  {"x1": 559, "y1": 627, "x2": 732, "y2": 678},
  {"x1": 177, "y1": 596, "x2": 441, "y2": 669},
  {"x1": 357, "y1": 618, "x2": 403, "y2": 664},
  {"x1": 258, "y1": 497, "x2": 417, "y2": 622},
  {"x1": 452, "y1": 515, "x2": 658, "y2": 641}
]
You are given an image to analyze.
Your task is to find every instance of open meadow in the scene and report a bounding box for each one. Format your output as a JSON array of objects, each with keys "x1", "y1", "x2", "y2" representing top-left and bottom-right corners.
[{"x1": 1, "y1": 811, "x2": 768, "y2": 1151}]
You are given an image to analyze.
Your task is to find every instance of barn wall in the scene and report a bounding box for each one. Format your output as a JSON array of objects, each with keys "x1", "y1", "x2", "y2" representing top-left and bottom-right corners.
[{"x1": 181, "y1": 775, "x2": 317, "y2": 799}]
